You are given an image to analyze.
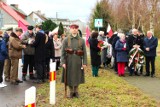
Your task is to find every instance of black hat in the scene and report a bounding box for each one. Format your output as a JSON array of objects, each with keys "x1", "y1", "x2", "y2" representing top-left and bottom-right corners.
[
  {"x1": 27, "y1": 26, "x2": 34, "y2": 30},
  {"x1": 6, "y1": 27, "x2": 13, "y2": 31}
]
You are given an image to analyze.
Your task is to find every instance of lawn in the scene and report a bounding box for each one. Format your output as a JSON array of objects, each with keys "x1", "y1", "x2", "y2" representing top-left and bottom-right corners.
[
  {"x1": 35, "y1": 40, "x2": 160, "y2": 107},
  {"x1": 36, "y1": 66, "x2": 158, "y2": 107}
]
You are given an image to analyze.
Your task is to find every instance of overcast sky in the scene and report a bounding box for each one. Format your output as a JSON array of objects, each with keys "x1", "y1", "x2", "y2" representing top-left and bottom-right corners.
[{"x1": 7, "y1": 0, "x2": 99, "y2": 23}]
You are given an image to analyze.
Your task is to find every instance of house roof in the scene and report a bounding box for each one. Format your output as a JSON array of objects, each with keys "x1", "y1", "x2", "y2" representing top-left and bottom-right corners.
[
  {"x1": 10, "y1": 5, "x2": 27, "y2": 16},
  {"x1": 0, "y1": 2, "x2": 29, "y2": 25},
  {"x1": 29, "y1": 11, "x2": 48, "y2": 21}
]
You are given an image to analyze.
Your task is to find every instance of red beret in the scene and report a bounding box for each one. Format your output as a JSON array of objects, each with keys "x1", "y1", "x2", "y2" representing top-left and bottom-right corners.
[{"x1": 70, "y1": 24, "x2": 79, "y2": 29}]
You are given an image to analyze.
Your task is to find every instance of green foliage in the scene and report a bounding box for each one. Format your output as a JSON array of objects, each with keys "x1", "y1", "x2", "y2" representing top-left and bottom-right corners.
[
  {"x1": 58, "y1": 22, "x2": 64, "y2": 36},
  {"x1": 42, "y1": 19, "x2": 57, "y2": 31},
  {"x1": 89, "y1": 0, "x2": 112, "y2": 32}
]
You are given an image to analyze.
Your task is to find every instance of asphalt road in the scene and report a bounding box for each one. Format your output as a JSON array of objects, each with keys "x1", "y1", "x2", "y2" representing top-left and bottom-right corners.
[{"x1": 0, "y1": 59, "x2": 36, "y2": 107}]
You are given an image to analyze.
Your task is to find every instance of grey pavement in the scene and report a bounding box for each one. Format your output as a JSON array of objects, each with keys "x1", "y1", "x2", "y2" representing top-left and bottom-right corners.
[
  {"x1": 123, "y1": 73, "x2": 160, "y2": 101},
  {"x1": 0, "y1": 59, "x2": 36, "y2": 107}
]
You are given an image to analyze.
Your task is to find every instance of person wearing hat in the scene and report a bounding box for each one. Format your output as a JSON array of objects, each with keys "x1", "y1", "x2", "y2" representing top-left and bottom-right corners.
[
  {"x1": 3, "y1": 27, "x2": 13, "y2": 82},
  {"x1": 32, "y1": 25, "x2": 46, "y2": 83},
  {"x1": 0, "y1": 30, "x2": 8, "y2": 88},
  {"x1": 61, "y1": 24, "x2": 87, "y2": 98},
  {"x1": 21, "y1": 25, "x2": 36, "y2": 81},
  {"x1": 9, "y1": 28, "x2": 26, "y2": 85}
]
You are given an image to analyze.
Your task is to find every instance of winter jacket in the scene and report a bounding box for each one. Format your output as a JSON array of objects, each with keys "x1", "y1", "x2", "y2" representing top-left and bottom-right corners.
[
  {"x1": 143, "y1": 36, "x2": 158, "y2": 57},
  {"x1": 0, "y1": 37, "x2": 8, "y2": 61},
  {"x1": 21, "y1": 31, "x2": 35, "y2": 55},
  {"x1": 115, "y1": 40, "x2": 128, "y2": 62},
  {"x1": 53, "y1": 38, "x2": 62, "y2": 57},
  {"x1": 89, "y1": 37, "x2": 101, "y2": 66},
  {"x1": 32, "y1": 31, "x2": 46, "y2": 62},
  {"x1": 9, "y1": 35, "x2": 24, "y2": 59}
]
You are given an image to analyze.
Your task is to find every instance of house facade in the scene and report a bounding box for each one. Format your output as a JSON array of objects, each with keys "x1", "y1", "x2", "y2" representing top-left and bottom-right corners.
[
  {"x1": 0, "y1": 1, "x2": 29, "y2": 30},
  {"x1": 28, "y1": 10, "x2": 48, "y2": 24}
]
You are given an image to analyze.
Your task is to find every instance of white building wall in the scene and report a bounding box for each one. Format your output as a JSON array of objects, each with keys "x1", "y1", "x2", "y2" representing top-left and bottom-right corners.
[
  {"x1": 32, "y1": 13, "x2": 44, "y2": 24},
  {"x1": 0, "y1": 8, "x2": 18, "y2": 29}
]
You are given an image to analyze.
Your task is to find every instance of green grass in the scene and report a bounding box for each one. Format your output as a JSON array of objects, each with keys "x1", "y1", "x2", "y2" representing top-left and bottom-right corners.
[
  {"x1": 36, "y1": 66, "x2": 158, "y2": 107},
  {"x1": 35, "y1": 42, "x2": 160, "y2": 107}
]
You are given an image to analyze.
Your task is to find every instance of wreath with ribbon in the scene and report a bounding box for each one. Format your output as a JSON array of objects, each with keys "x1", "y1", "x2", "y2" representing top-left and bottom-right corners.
[{"x1": 128, "y1": 48, "x2": 145, "y2": 72}]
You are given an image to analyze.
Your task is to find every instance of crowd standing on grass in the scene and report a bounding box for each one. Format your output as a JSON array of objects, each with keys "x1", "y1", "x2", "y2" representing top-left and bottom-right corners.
[
  {"x1": 0, "y1": 24, "x2": 158, "y2": 99},
  {"x1": 89, "y1": 28, "x2": 158, "y2": 78}
]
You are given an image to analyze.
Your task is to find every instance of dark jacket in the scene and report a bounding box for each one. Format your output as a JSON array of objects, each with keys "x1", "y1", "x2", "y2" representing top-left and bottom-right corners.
[
  {"x1": 89, "y1": 37, "x2": 101, "y2": 66},
  {"x1": 112, "y1": 35, "x2": 119, "y2": 57},
  {"x1": 143, "y1": 36, "x2": 158, "y2": 57},
  {"x1": 115, "y1": 40, "x2": 128, "y2": 62},
  {"x1": 0, "y1": 37, "x2": 8, "y2": 61},
  {"x1": 21, "y1": 31, "x2": 35, "y2": 55},
  {"x1": 32, "y1": 31, "x2": 46, "y2": 62},
  {"x1": 45, "y1": 37, "x2": 54, "y2": 59},
  {"x1": 128, "y1": 34, "x2": 143, "y2": 51},
  {"x1": 3, "y1": 32, "x2": 10, "y2": 58}
]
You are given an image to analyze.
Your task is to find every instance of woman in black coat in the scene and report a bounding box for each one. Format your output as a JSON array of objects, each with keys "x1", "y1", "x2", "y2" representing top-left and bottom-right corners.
[{"x1": 89, "y1": 31, "x2": 101, "y2": 77}]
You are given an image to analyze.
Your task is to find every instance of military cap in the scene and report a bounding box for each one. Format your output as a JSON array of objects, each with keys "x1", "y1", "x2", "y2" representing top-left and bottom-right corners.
[
  {"x1": 6, "y1": 27, "x2": 13, "y2": 31},
  {"x1": 70, "y1": 24, "x2": 79, "y2": 29}
]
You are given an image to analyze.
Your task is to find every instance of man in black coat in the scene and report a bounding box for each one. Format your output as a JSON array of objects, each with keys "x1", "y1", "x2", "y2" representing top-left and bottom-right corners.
[
  {"x1": 143, "y1": 31, "x2": 158, "y2": 77},
  {"x1": 127, "y1": 29, "x2": 143, "y2": 76},
  {"x1": 32, "y1": 25, "x2": 46, "y2": 83},
  {"x1": 111, "y1": 33, "x2": 119, "y2": 72}
]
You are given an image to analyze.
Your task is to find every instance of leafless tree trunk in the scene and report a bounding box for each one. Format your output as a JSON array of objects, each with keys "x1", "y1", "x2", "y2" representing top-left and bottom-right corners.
[{"x1": 149, "y1": 0, "x2": 159, "y2": 34}]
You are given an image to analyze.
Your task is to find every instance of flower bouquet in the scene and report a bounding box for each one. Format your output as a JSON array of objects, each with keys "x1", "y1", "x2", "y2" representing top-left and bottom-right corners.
[{"x1": 97, "y1": 40, "x2": 104, "y2": 55}]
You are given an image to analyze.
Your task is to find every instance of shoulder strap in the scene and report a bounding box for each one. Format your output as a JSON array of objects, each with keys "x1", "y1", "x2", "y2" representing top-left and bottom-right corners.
[{"x1": 68, "y1": 36, "x2": 71, "y2": 47}]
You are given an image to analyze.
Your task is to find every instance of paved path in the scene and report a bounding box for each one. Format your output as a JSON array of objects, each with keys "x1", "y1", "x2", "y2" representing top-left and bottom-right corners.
[
  {"x1": 0, "y1": 60, "x2": 36, "y2": 107},
  {"x1": 123, "y1": 73, "x2": 160, "y2": 101}
]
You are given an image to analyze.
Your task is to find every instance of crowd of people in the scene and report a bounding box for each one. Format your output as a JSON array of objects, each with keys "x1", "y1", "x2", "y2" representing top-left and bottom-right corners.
[
  {"x1": 0, "y1": 24, "x2": 158, "y2": 99},
  {"x1": 89, "y1": 29, "x2": 158, "y2": 78},
  {"x1": 0, "y1": 25, "x2": 65, "y2": 87},
  {"x1": 0, "y1": 24, "x2": 88, "y2": 99}
]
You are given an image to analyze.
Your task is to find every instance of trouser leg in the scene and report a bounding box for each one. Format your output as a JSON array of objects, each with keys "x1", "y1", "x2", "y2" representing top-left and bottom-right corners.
[
  {"x1": 151, "y1": 57, "x2": 155, "y2": 75},
  {"x1": 145, "y1": 57, "x2": 150, "y2": 75},
  {"x1": 29, "y1": 55, "x2": 34, "y2": 77},
  {"x1": 0, "y1": 61, "x2": 4, "y2": 83},
  {"x1": 45, "y1": 58, "x2": 50, "y2": 78},
  {"x1": 95, "y1": 66, "x2": 99, "y2": 76},
  {"x1": 92, "y1": 66, "x2": 96, "y2": 76},
  {"x1": 4, "y1": 59, "x2": 11, "y2": 80},
  {"x1": 22, "y1": 55, "x2": 29, "y2": 77},
  {"x1": 10, "y1": 59, "x2": 19, "y2": 82}
]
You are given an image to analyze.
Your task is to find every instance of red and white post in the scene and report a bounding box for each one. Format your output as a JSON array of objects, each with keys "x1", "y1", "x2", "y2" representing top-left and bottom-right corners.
[
  {"x1": 50, "y1": 62, "x2": 56, "y2": 105},
  {"x1": 25, "y1": 86, "x2": 36, "y2": 107}
]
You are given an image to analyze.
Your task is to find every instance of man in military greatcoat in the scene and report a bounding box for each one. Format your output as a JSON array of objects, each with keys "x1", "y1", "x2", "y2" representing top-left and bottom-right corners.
[{"x1": 61, "y1": 24, "x2": 87, "y2": 98}]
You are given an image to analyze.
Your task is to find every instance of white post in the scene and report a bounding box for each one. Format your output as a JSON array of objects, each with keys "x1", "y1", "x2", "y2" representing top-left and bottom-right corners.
[
  {"x1": 25, "y1": 86, "x2": 36, "y2": 107},
  {"x1": 50, "y1": 62, "x2": 56, "y2": 105}
]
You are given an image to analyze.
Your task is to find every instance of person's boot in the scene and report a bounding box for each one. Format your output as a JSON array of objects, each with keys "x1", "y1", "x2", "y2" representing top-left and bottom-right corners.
[
  {"x1": 75, "y1": 92, "x2": 79, "y2": 98},
  {"x1": 29, "y1": 74, "x2": 35, "y2": 80},
  {"x1": 74, "y1": 86, "x2": 79, "y2": 98},
  {"x1": 134, "y1": 72, "x2": 140, "y2": 76},
  {"x1": 22, "y1": 75, "x2": 26, "y2": 81},
  {"x1": 68, "y1": 86, "x2": 74, "y2": 98}
]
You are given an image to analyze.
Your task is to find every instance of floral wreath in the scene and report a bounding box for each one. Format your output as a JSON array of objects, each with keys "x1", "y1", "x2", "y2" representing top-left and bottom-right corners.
[{"x1": 128, "y1": 48, "x2": 145, "y2": 72}]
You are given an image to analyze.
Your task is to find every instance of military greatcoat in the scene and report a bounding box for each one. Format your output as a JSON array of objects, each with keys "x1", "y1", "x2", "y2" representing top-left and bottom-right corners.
[{"x1": 61, "y1": 35, "x2": 87, "y2": 86}]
